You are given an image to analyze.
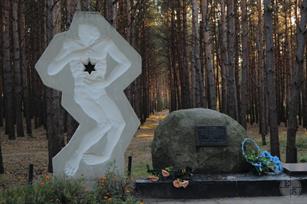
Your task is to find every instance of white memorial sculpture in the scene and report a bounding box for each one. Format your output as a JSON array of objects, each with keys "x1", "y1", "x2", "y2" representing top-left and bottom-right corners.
[{"x1": 35, "y1": 12, "x2": 141, "y2": 179}]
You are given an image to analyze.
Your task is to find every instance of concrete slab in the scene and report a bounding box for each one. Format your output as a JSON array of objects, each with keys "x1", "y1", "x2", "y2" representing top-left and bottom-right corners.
[
  {"x1": 136, "y1": 173, "x2": 307, "y2": 199},
  {"x1": 143, "y1": 196, "x2": 307, "y2": 204},
  {"x1": 283, "y1": 163, "x2": 307, "y2": 176}
]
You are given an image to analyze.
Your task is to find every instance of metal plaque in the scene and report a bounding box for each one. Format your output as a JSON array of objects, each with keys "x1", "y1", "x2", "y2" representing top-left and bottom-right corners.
[{"x1": 196, "y1": 126, "x2": 228, "y2": 147}]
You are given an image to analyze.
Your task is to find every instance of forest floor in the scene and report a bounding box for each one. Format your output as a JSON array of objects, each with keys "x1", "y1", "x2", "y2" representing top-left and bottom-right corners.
[{"x1": 0, "y1": 110, "x2": 307, "y2": 189}]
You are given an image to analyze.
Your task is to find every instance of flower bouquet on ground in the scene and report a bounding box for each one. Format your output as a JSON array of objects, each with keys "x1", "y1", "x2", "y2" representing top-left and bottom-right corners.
[
  {"x1": 146, "y1": 165, "x2": 193, "y2": 189},
  {"x1": 241, "y1": 138, "x2": 283, "y2": 175}
]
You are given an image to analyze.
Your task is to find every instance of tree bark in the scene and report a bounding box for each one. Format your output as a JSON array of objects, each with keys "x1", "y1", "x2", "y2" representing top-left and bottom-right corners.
[
  {"x1": 12, "y1": 0, "x2": 24, "y2": 137},
  {"x1": 46, "y1": 0, "x2": 64, "y2": 172},
  {"x1": 3, "y1": 0, "x2": 15, "y2": 140},
  {"x1": 179, "y1": 0, "x2": 191, "y2": 108},
  {"x1": 220, "y1": 0, "x2": 228, "y2": 113},
  {"x1": 169, "y1": 2, "x2": 179, "y2": 111},
  {"x1": 257, "y1": 0, "x2": 267, "y2": 145},
  {"x1": 264, "y1": 0, "x2": 280, "y2": 157},
  {"x1": 240, "y1": 0, "x2": 249, "y2": 128},
  {"x1": 191, "y1": 0, "x2": 204, "y2": 107},
  {"x1": 286, "y1": 0, "x2": 307, "y2": 163},
  {"x1": 0, "y1": 0, "x2": 4, "y2": 127},
  {"x1": 20, "y1": 0, "x2": 32, "y2": 136},
  {"x1": 303, "y1": 46, "x2": 307, "y2": 129},
  {"x1": 0, "y1": 142, "x2": 3, "y2": 174},
  {"x1": 226, "y1": 0, "x2": 239, "y2": 120},
  {"x1": 201, "y1": 0, "x2": 216, "y2": 110}
]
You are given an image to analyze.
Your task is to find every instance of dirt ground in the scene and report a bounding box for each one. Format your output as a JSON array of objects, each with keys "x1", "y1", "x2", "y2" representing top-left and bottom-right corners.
[
  {"x1": 0, "y1": 111, "x2": 167, "y2": 189},
  {"x1": 0, "y1": 110, "x2": 306, "y2": 189}
]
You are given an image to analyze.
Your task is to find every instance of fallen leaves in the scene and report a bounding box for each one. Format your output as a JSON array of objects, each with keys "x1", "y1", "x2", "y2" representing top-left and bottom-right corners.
[
  {"x1": 172, "y1": 179, "x2": 189, "y2": 189},
  {"x1": 147, "y1": 175, "x2": 159, "y2": 182}
]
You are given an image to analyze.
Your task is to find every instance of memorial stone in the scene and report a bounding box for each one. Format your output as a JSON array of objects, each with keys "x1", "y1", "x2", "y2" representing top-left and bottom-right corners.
[{"x1": 152, "y1": 108, "x2": 249, "y2": 173}]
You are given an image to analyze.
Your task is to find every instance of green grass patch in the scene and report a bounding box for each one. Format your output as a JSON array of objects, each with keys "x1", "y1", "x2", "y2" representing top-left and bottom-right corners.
[
  {"x1": 131, "y1": 162, "x2": 150, "y2": 179},
  {"x1": 0, "y1": 173, "x2": 139, "y2": 204},
  {"x1": 251, "y1": 131, "x2": 307, "y2": 163}
]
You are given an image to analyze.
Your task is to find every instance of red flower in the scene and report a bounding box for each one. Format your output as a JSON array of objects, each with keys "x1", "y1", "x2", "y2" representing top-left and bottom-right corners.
[
  {"x1": 181, "y1": 180, "x2": 189, "y2": 188},
  {"x1": 172, "y1": 179, "x2": 190, "y2": 188},
  {"x1": 162, "y1": 169, "x2": 170, "y2": 177},
  {"x1": 172, "y1": 179, "x2": 181, "y2": 188}
]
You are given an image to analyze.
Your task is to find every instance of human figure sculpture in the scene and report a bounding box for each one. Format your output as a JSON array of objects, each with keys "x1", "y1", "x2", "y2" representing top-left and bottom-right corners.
[{"x1": 36, "y1": 12, "x2": 141, "y2": 179}]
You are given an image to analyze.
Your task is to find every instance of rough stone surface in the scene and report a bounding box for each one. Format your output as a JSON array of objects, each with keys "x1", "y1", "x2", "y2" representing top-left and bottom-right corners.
[{"x1": 152, "y1": 108, "x2": 249, "y2": 173}]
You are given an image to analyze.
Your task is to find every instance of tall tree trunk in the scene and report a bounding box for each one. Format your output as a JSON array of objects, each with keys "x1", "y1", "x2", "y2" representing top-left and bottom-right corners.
[
  {"x1": 169, "y1": 2, "x2": 179, "y2": 111},
  {"x1": 20, "y1": 0, "x2": 32, "y2": 136},
  {"x1": 176, "y1": 0, "x2": 190, "y2": 109},
  {"x1": 264, "y1": 0, "x2": 280, "y2": 157},
  {"x1": 220, "y1": 0, "x2": 228, "y2": 113},
  {"x1": 234, "y1": 1, "x2": 241, "y2": 120},
  {"x1": 257, "y1": 0, "x2": 267, "y2": 145},
  {"x1": 12, "y1": 0, "x2": 24, "y2": 137},
  {"x1": 3, "y1": 0, "x2": 15, "y2": 140},
  {"x1": 240, "y1": 0, "x2": 249, "y2": 128},
  {"x1": 180, "y1": 0, "x2": 191, "y2": 108},
  {"x1": 46, "y1": 0, "x2": 64, "y2": 172},
  {"x1": 0, "y1": 0, "x2": 4, "y2": 174},
  {"x1": 191, "y1": 0, "x2": 203, "y2": 107},
  {"x1": 201, "y1": 0, "x2": 216, "y2": 110},
  {"x1": 226, "y1": 0, "x2": 239, "y2": 120},
  {"x1": 303, "y1": 46, "x2": 307, "y2": 129},
  {"x1": 286, "y1": 0, "x2": 307, "y2": 163},
  {"x1": 0, "y1": 0, "x2": 4, "y2": 127},
  {"x1": 0, "y1": 142, "x2": 3, "y2": 174}
]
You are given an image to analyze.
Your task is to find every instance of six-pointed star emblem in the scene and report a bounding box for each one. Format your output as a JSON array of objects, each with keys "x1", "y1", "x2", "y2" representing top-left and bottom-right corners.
[{"x1": 84, "y1": 61, "x2": 96, "y2": 74}]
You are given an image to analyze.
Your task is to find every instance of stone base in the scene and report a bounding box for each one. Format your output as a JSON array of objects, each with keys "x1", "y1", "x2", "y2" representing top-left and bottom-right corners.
[
  {"x1": 283, "y1": 163, "x2": 307, "y2": 176},
  {"x1": 135, "y1": 174, "x2": 307, "y2": 199}
]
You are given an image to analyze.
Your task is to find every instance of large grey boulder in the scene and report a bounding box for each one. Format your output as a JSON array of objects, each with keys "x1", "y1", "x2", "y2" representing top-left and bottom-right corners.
[{"x1": 152, "y1": 108, "x2": 249, "y2": 174}]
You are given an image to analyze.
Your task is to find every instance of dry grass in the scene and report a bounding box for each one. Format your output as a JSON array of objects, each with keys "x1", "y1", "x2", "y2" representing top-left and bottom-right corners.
[
  {"x1": 247, "y1": 124, "x2": 307, "y2": 162},
  {"x1": 0, "y1": 110, "x2": 307, "y2": 188},
  {"x1": 0, "y1": 127, "x2": 48, "y2": 189},
  {"x1": 125, "y1": 111, "x2": 168, "y2": 179}
]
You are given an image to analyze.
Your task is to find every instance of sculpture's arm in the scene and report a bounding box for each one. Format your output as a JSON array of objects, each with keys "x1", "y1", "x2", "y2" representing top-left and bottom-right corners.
[
  {"x1": 48, "y1": 38, "x2": 86, "y2": 76},
  {"x1": 48, "y1": 47, "x2": 82, "y2": 76},
  {"x1": 105, "y1": 41, "x2": 131, "y2": 85}
]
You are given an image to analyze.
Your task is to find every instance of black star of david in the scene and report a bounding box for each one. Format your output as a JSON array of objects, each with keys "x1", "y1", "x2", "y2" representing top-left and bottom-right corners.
[{"x1": 83, "y1": 61, "x2": 96, "y2": 74}]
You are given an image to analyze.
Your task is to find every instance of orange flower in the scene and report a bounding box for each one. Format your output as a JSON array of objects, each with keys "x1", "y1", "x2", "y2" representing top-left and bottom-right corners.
[
  {"x1": 162, "y1": 169, "x2": 170, "y2": 177},
  {"x1": 172, "y1": 179, "x2": 190, "y2": 188},
  {"x1": 181, "y1": 180, "x2": 189, "y2": 188},
  {"x1": 172, "y1": 179, "x2": 181, "y2": 188},
  {"x1": 147, "y1": 175, "x2": 159, "y2": 182},
  {"x1": 45, "y1": 175, "x2": 50, "y2": 181}
]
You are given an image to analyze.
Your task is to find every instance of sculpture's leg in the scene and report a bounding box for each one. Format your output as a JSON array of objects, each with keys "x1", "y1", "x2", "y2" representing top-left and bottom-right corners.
[
  {"x1": 80, "y1": 95, "x2": 140, "y2": 177},
  {"x1": 81, "y1": 94, "x2": 125, "y2": 166},
  {"x1": 64, "y1": 124, "x2": 111, "y2": 176},
  {"x1": 64, "y1": 94, "x2": 111, "y2": 177},
  {"x1": 82, "y1": 123, "x2": 124, "y2": 165}
]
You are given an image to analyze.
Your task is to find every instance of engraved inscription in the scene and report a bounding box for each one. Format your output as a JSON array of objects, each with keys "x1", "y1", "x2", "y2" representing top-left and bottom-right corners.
[{"x1": 196, "y1": 126, "x2": 227, "y2": 147}]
